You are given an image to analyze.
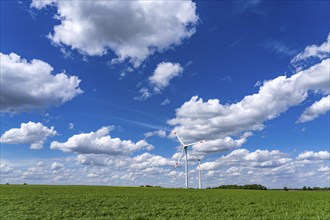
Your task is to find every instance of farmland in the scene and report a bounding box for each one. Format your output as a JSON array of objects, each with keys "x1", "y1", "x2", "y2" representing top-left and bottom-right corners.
[{"x1": 0, "y1": 185, "x2": 329, "y2": 219}]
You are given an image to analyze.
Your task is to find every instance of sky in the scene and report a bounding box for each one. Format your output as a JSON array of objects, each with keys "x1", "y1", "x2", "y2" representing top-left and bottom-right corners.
[{"x1": 0, "y1": 0, "x2": 329, "y2": 189}]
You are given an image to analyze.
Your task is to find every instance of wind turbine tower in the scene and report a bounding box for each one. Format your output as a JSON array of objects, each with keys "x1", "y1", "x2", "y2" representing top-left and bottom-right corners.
[
  {"x1": 173, "y1": 131, "x2": 204, "y2": 189},
  {"x1": 198, "y1": 158, "x2": 202, "y2": 189}
]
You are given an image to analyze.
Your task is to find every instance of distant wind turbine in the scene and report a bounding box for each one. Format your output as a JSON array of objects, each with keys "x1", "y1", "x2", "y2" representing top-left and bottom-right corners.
[
  {"x1": 198, "y1": 158, "x2": 202, "y2": 189},
  {"x1": 173, "y1": 131, "x2": 205, "y2": 189}
]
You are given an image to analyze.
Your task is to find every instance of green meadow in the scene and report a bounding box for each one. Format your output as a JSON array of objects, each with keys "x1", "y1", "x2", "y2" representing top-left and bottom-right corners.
[{"x1": 0, "y1": 185, "x2": 329, "y2": 219}]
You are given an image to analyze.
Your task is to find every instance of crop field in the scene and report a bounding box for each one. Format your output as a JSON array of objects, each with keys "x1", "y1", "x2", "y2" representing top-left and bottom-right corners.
[{"x1": 0, "y1": 185, "x2": 329, "y2": 219}]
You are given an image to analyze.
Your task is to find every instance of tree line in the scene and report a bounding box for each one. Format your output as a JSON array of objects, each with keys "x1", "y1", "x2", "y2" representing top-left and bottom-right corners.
[
  {"x1": 283, "y1": 186, "x2": 330, "y2": 191},
  {"x1": 207, "y1": 184, "x2": 267, "y2": 190}
]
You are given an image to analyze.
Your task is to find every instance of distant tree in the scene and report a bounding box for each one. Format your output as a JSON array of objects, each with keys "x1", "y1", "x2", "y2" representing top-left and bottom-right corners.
[
  {"x1": 23, "y1": 183, "x2": 27, "y2": 185},
  {"x1": 283, "y1": 187, "x2": 288, "y2": 191},
  {"x1": 307, "y1": 187, "x2": 312, "y2": 190},
  {"x1": 303, "y1": 186, "x2": 307, "y2": 190},
  {"x1": 6, "y1": 183, "x2": 9, "y2": 185}
]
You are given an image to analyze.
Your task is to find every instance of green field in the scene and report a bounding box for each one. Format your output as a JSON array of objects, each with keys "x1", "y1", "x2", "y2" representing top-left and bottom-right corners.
[{"x1": 0, "y1": 185, "x2": 329, "y2": 219}]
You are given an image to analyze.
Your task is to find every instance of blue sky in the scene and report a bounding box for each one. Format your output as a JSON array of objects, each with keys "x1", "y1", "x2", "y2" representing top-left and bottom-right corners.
[{"x1": 1, "y1": 0, "x2": 329, "y2": 188}]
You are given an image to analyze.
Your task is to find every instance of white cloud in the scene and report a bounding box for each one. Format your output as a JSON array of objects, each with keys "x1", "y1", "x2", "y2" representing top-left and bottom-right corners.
[
  {"x1": 0, "y1": 162, "x2": 14, "y2": 174},
  {"x1": 294, "y1": 59, "x2": 329, "y2": 94},
  {"x1": 318, "y1": 166, "x2": 330, "y2": 172},
  {"x1": 172, "y1": 149, "x2": 205, "y2": 166},
  {"x1": 144, "y1": 130, "x2": 166, "y2": 139},
  {"x1": 297, "y1": 151, "x2": 330, "y2": 160},
  {"x1": 36, "y1": 161, "x2": 45, "y2": 167},
  {"x1": 50, "y1": 126, "x2": 154, "y2": 155},
  {"x1": 264, "y1": 39, "x2": 297, "y2": 57},
  {"x1": 161, "y1": 98, "x2": 171, "y2": 106},
  {"x1": 77, "y1": 154, "x2": 130, "y2": 168},
  {"x1": 0, "y1": 52, "x2": 83, "y2": 113},
  {"x1": 75, "y1": 152, "x2": 175, "y2": 183},
  {"x1": 1, "y1": 149, "x2": 329, "y2": 188},
  {"x1": 197, "y1": 148, "x2": 330, "y2": 188},
  {"x1": 292, "y1": 33, "x2": 330, "y2": 64},
  {"x1": 22, "y1": 166, "x2": 45, "y2": 179},
  {"x1": 167, "y1": 36, "x2": 330, "y2": 154},
  {"x1": 134, "y1": 88, "x2": 151, "y2": 101},
  {"x1": 30, "y1": 0, "x2": 56, "y2": 9},
  {"x1": 200, "y1": 149, "x2": 292, "y2": 171},
  {"x1": 0, "y1": 122, "x2": 57, "y2": 149},
  {"x1": 31, "y1": 0, "x2": 199, "y2": 67},
  {"x1": 68, "y1": 123, "x2": 75, "y2": 130},
  {"x1": 149, "y1": 62, "x2": 184, "y2": 93},
  {"x1": 135, "y1": 62, "x2": 184, "y2": 100},
  {"x1": 77, "y1": 154, "x2": 110, "y2": 166},
  {"x1": 50, "y1": 162, "x2": 63, "y2": 170},
  {"x1": 297, "y1": 95, "x2": 330, "y2": 123},
  {"x1": 245, "y1": 149, "x2": 287, "y2": 162},
  {"x1": 168, "y1": 59, "x2": 329, "y2": 153},
  {"x1": 130, "y1": 152, "x2": 175, "y2": 170},
  {"x1": 193, "y1": 134, "x2": 251, "y2": 153}
]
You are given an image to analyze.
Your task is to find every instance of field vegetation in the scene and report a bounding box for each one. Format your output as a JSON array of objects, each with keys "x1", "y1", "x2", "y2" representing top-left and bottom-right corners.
[{"x1": 1, "y1": 184, "x2": 329, "y2": 219}]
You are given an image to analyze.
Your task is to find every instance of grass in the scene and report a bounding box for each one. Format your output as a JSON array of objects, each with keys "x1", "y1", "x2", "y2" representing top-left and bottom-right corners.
[{"x1": 0, "y1": 185, "x2": 329, "y2": 219}]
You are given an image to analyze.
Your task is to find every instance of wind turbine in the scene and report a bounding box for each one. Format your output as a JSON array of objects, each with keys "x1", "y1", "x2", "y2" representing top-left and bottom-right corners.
[
  {"x1": 198, "y1": 158, "x2": 202, "y2": 189},
  {"x1": 173, "y1": 131, "x2": 204, "y2": 189}
]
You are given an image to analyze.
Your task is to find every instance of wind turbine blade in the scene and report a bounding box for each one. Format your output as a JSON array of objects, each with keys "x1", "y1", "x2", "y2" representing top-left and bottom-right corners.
[
  {"x1": 174, "y1": 147, "x2": 185, "y2": 169},
  {"x1": 185, "y1": 140, "x2": 205, "y2": 147},
  {"x1": 173, "y1": 131, "x2": 185, "y2": 146}
]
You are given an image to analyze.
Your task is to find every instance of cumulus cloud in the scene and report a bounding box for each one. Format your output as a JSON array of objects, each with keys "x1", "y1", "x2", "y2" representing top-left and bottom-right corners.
[
  {"x1": 194, "y1": 134, "x2": 251, "y2": 153},
  {"x1": 291, "y1": 33, "x2": 330, "y2": 64},
  {"x1": 318, "y1": 166, "x2": 330, "y2": 172},
  {"x1": 168, "y1": 58, "x2": 329, "y2": 153},
  {"x1": 294, "y1": 59, "x2": 330, "y2": 94},
  {"x1": 50, "y1": 126, "x2": 154, "y2": 155},
  {"x1": 30, "y1": 0, "x2": 56, "y2": 9},
  {"x1": 172, "y1": 150, "x2": 205, "y2": 165},
  {"x1": 134, "y1": 88, "x2": 152, "y2": 101},
  {"x1": 297, "y1": 95, "x2": 330, "y2": 123},
  {"x1": 149, "y1": 62, "x2": 184, "y2": 93},
  {"x1": 0, "y1": 52, "x2": 83, "y2": 113},
  {"x1": 22, "y1": 166, "x2": 46, "y2": 179},
  {"x1": 135, "y1": 62, "x2": 184, "y2": 100},
  {"x1": 75, "y1": 152, "x2": 175, "y2": 183},
  {"x1": 76, "y1": 151, "x2": 175, "y2": 174},
  {"x1": 198, "y1": 148, "x2": 329, "y2": 188},
  {"x1": 130, "y1": 152, "x2": 175, "y2": 170},
  {"x1": 1, "y1": 149, "x2": 329, "y2": 188},
  {"x1": 200, "y1": 149, "x2": 292, "y2": 171},
  {"x1": 77, "y1": 154, "x2": 110, "y2": 166},
  {"x1": 0, "y1": 162, "x2": 14, "y2": 174},
  {"x1": 0, "y1": 122, "x2": 57, "y2": 149},
  {"x1": 297, "y1": 151, "x2": 330, "y2": 160},
  {"x1": 50, "y1": 162, "x2": 64, "y2": 170},
  {"x1": 167, "y1": 36, "x2": 329, "y2": 155},
  {"x1": 31, "y1": 0, "x2": 199, "y2": 67}
]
